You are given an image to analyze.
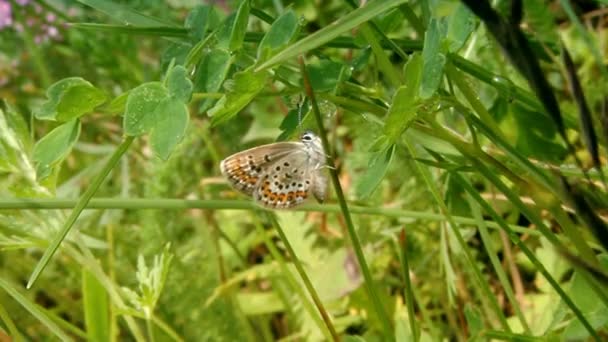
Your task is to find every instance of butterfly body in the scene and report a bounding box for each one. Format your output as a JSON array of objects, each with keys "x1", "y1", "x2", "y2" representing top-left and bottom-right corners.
[{"x1": 220, "y1": 131, "x2": 327, "y2": 209}]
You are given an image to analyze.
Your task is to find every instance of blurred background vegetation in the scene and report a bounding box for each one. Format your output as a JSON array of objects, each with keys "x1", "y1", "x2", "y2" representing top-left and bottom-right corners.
[{"x1": 1, "y1": 0, "x2": 608, "y2": 341}]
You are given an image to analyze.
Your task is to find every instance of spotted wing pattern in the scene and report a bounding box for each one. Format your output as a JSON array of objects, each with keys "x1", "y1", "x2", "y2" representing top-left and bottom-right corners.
[
  {"x1": 219, "y1": 142, "x2": 302, "y2": 196},
  {"x1": 253, "y1": 150, "x2": 317, "y2": 209}
]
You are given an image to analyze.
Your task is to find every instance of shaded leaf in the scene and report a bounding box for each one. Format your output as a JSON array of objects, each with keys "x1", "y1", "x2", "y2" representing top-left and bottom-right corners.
[
  {"x1": 447, "y1": 4, "x2": 475, "y2": 52},
  {"x1": 384, "y1": 53, "x2": 422, "y2": 143},
  {"x1": 193, "y1": 48, "x2": 233, "y2": 112},
  {"x1": 420, "y1": 18, "x2": 447, "y2": 99},
  {"x1": 209, "y1": 70, "x2": 268, "y2": 126},
  {"x1": 34, "y1": 77, "x2": 107, "y2": 122},
  {"x1": 356, "y1": 144, "x2": 395, "y2": 199},
  {"x1": 562, "y1": 46, "x2": 601, "y2": 172},
  {"x1": 257, "y1": 10, "x2": 300, "y2": 61},
  {"x1": 185, "y1": 5, "x2": 219, "y2": 42},
  {"x1": 167, "y1": 65, "x2": 193, "y2": 103},
  {"x1": 307, "y1": 59, "x2": 350, "y2": 93},
  {"x1": 217, "y1": 0, "x2": 250, "y2": 52}
]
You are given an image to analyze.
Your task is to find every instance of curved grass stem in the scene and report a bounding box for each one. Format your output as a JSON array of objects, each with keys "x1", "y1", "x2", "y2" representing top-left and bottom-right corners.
[
  {"x1": 299, "y1": 57, "x2": 393, "y2": 339},
  {"x1": 27, "y1": 136, "x2": 135, "y2": 289}
]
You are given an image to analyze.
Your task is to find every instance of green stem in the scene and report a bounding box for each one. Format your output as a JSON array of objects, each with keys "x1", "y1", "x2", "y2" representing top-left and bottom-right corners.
[
  {"x1": 299, "y1": 57, "x2": 394, "y2": 339},
  {"x1": 453, "y1": 172, "x2": 600, "y2": 342},
  {"x1": 27, "y1": 136, "x2": 135, "y2": 289},
  {"x1": 396, "y1": 229, "x2": 419, "y2": 342},
  {"x1": 146, "y1": 318, "x2": 156, "y2": 342},
  {"x1": 467, "y1": 195, "x2": 531, "y2": 333},
  {"x1": 251, "y1": 214, "x2": 334, "y2": 341},
  {"x1": 266, "y1": 213, "x2": 340, "y2": 341},
  {"x1": 152, "y1": 315, "x2": 184, "y2": 342},
  {"x1": 402, "y1": 137, "x2": 511, "y2": 331},
  {"x1": 446, "y1": 63, "x2": 505, "y2": 141},
  {"x1": 0, "y1": 198, "x2": 538, "y2": 236}
]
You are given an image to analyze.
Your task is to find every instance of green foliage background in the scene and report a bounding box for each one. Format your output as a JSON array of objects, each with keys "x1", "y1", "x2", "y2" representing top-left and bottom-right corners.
[{"x1": 1, "y1": 0, "x2": 608, "y2": 341}]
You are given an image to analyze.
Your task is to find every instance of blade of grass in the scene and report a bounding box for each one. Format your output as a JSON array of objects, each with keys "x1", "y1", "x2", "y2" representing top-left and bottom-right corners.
[
  {"x1": 27, "y1": 136, "x2": 135, "y2": 289},
  {"x1": 256, "y1": 0, "x2": 410, "y2": 71},
  {"x1": 561, "y1": 45, "x2": 605, "y2": 185},
  {"x1": 0, "y1": 277, "x2": 73, "y2": 341},
  {"x1": 70, "y1": 23, "x2": 188, "y2": 37},
  {"x1": 404, "y1": 139, "x2": 511, "y2": 332},
  {"x1": 300, "y1": 57, "x2": 394, "y2": 339},
  {"x1": 83, "y1": 269, "x2": 110, "y2": 342},
  {"x1": 250, "y1": 213, "x2": 335, "y2": 342},
  {"x1": 265, "y1": 213, "x2": 339, "y2": 341},
  {"x1": 558, "y1": 0, "x2": 608, "y2": 82},
  {"x1": 0, "y1": 300, "x2": 23, "y2": 341},
  {"x1": 467, "y1": 194, "x2": 530, "y2": 333},
  {"x1": 395, "y1": 229, "x2": 420, "y2": 342},
  {"x1": 451, "y1": 172, "x2": 600, "y2": 341},
  {"x1": 65, "y1": 242, "x2": 146, "y2": 340}
]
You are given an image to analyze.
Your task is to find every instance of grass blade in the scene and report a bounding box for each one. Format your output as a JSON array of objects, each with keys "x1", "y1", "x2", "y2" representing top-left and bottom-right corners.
[
  {"x1": 256, "y1": 0, "x2": 409, "y2": 71},
  {"x1": 27, "y1": 136, "x2": 135, "y2": 289},
  {"x1": 0, "y1": 278, "x2": 73, "y2": 341},
  {"x1": 300, "y1": 58, "x2": 394, "y2": 339}
]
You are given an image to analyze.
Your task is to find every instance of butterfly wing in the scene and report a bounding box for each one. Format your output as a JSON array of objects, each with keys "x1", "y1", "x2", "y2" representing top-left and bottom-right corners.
[
  {"x1": 220, "y1": 142, "x2": 302, "y2": 196},
  {"x1": 253, "y1": 148, "x2": 325, "y2": 209}
]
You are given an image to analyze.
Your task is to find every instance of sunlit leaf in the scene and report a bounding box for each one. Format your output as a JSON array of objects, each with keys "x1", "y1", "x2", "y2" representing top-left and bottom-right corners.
[
  {"x1": 32, "y1": 119, "x2": 81, "y2": 179},
  {"x1": 209, "y1": 69, "x2": 268, "y2": 126},
  {"x1": 150, "y1": 97, "x2": 189, "y2": 160},
  {"x1": 167, "y1": 65, "x2": 193, "y2": 103},
  {"x1": 123, "y1": 82, "x2": 168, "y2": 136},
  {"x1": 34, "y1": 77, "x2": 107, "y2": 122}
]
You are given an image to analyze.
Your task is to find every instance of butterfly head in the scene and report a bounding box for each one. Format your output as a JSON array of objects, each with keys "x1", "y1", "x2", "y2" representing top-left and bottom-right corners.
[{"x1": 301, "y1": 131, "x2": 322, "y2": 149}]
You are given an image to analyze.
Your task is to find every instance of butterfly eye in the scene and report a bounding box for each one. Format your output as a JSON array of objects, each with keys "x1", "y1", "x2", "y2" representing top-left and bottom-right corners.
[{"x1": 302, "y1": 132, "x2": 313, "y2": 141}]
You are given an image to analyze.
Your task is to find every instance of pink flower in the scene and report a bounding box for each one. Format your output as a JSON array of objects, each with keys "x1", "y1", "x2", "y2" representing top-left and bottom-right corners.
[{"x1": 0, "y1": 0, "x2": 12, "y2": 29}]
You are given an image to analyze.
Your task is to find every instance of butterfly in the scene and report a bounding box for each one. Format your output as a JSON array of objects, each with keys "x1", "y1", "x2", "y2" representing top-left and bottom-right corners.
[{"x1": 220, "y1": 131, "x2": 328, "y2": 209}]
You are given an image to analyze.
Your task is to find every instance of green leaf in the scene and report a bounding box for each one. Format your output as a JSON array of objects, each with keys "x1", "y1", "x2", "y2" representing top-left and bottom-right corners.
[
  {"x1": 123, "y1": 82, "x2": 168, "y2": 136},
  {"x1": 447, "y1": 4, "x2": 475, "y2": 52},
  {"x1": 150, "y1": 97, "x2": 189, "y2": 160},
  {"x1": 193, "y1": 48, "x2": 233, "y2": 111},
  {"x1": 34, "y1": 77, "x2": 107, "y2": 122},
  {"x1": 356, "y1": 144, "x2": 395, "y2": 199},
  {"x1": 0, "y1": 101, "x2": 32, "y2": 173},
  {"x1": 464, "y1": 304, "x2": 483, "y2": 340},
  {"x1": 257, "y1": 10, "x2": 300, "y2": 61},
  {"x1": 209, "y1": 69, "x2": 268, "y2": 126},
  {"x1": 161, "y1": 43, "x2": 191, "y2": 74},
  {"x1": 185, "y1": 5, "x2": 219, "y2": 41},
  {"x1": 256, "y1": 0, "x2": 409, "y2": 71},
  {"x1": 307, "y1": 59, "x2": 351, "y2": 93},
  {"x1": 217, "y1": 0, "x2": 250, "y2": 52},
  {"x1": 0, "y1": 278, "x2": 73, "y2": 341},
  {"x1": 194, "y1": 49, "x2": 233, "y2": 92},
  {"x1": 384, "y1": 53, "x2": 423, "y2": 143},
  {"x1": 420, "y1": 18, "x2": 448, "y2": 99},
  {"x1": 32, "y1": 119, "x2": 81, "y2": 179},
  {"x1": 83, "y1": 270, "x2": 109, "y2": 342},
  {"x1": 166, "y1": 65, "x2": 193, "y2": 103}
]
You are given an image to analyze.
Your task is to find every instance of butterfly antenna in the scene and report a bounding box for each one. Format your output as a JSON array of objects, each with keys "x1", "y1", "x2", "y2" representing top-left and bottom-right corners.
[{"x1": 297, "y1": 95, "x2": 305, "y2": 133}]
